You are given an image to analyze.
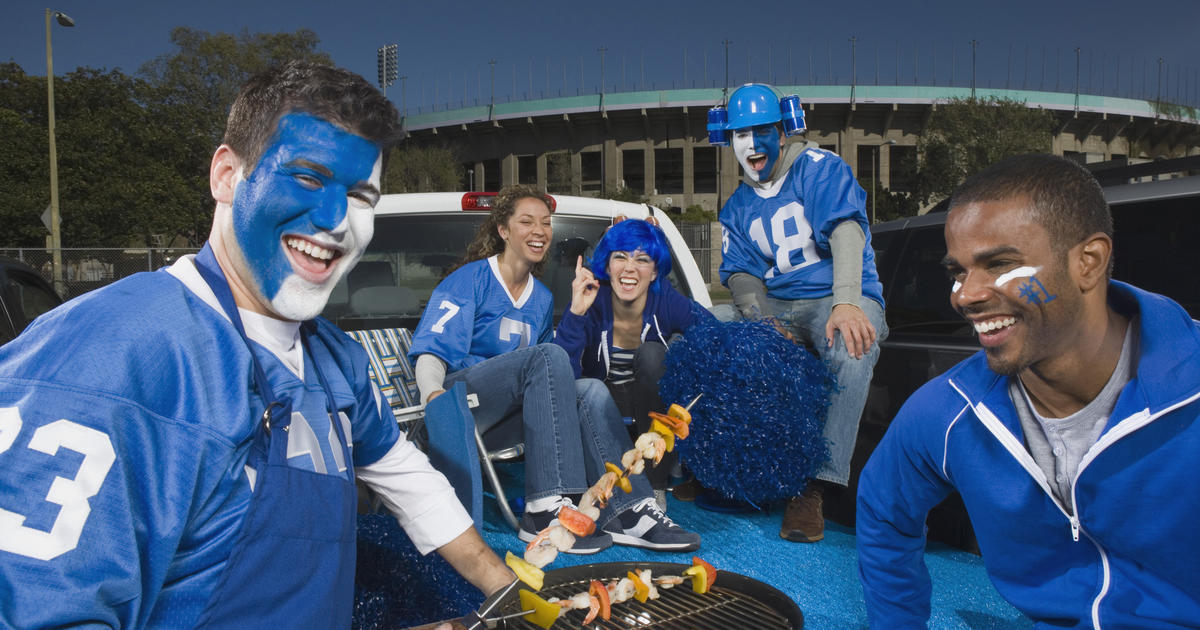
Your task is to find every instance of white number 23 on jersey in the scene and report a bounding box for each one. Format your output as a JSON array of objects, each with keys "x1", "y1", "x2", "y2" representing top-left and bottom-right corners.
[{"x1": 0, "y1": 407, "x2": 116, "y2": 561}]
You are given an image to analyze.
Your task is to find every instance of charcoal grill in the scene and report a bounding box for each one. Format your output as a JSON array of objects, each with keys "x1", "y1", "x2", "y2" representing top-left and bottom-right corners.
[{"x1": 483, "y1": 561, "x2": 803, "y2": 629}]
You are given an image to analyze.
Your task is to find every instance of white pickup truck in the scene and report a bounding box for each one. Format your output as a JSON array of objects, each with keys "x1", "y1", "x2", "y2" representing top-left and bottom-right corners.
[{"x1": 322, "y1": 192, "x2": 712, "y2": 331}]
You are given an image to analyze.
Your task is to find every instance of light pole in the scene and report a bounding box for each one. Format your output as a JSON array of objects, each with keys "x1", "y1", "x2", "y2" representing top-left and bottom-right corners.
[
  {"x1": 849, "y1": 36, "x2": 857, "y2": 105},
  {"x1": 871, "y1": 139, "x2": 896, "y2": 224},
  {"x1": 970, "y1": 39, "x2": 979, "y2": 98},
  {"x1": 488, "y1": 59, "x2": 496, "y2": 120},
  {"x1": 45, "y1": 8, "x2": 74, "y2": 297},
  {"x1": 722, "y1": 39, "x2": 732, "y2": 103}
]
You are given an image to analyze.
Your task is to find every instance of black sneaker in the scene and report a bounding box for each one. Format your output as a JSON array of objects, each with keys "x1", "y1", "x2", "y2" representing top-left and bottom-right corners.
[
  {"x1": 518, "y1": 498, "x2": 612, "y2": 554},
  {"x1": 603, "y1": 497, "x2": 701, "y2": 551}
]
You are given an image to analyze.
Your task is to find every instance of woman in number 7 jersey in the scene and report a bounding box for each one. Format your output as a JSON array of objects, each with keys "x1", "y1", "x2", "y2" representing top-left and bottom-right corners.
[{"x1": 408, "y1": 185, "x2": 700, "y2": 553}]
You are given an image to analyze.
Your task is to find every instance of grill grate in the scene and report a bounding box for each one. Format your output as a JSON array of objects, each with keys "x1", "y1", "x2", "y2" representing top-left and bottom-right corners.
[{"x1": 491, "y1": 562, "x2": 801, "y2": 629}]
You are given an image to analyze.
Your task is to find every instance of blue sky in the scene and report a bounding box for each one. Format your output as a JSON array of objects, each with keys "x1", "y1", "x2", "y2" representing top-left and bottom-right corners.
[{"x1": 5, "y1": 0, "x2": 1199, "y2": 111}]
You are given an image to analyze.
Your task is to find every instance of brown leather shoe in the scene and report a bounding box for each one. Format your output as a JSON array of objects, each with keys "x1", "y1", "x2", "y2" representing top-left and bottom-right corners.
[
  {"x1": 780, "y1": 484, "x2": 825, "y2": 542},
  {"x1": 670, "y1": 478, "x2": 704, "y2": 502}
]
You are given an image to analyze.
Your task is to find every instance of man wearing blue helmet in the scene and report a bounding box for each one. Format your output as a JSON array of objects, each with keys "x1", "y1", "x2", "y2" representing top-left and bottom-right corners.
[{"x1": 710, "y1": 83, "x2": 887, "y2": 543}]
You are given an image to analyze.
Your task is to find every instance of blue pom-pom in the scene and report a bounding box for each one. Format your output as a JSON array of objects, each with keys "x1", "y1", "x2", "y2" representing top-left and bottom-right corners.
[
  {"x1": 658, "y1": 318, "x2": 834, "y2": 504},
  {"x1": 353, "y1": 514, "x2": 480, "y2": 629}
]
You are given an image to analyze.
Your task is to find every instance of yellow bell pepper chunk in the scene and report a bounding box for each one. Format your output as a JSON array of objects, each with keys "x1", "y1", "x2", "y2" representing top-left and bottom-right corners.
[
  {"x1": 518, "y1": 589, "x2": 561, "y2": 629},
  {"x1": 648, "y1": 419, "x2": 675, "y2": 452},
  {"x1": 505, "y1": 551, "x2": 544, "y2": 591},
  {"x1": 605, "y1": 462, "x2": 632, "y2": 493},
  {"x1": 667, "y1": 402, "x2": 692, "y2": 425},
  {"x1": 683, "y1": 565, "x2": 710, "y2": 594},
  {"x1": 628, "y1": 570, "x2": 650, "y2": 603}
]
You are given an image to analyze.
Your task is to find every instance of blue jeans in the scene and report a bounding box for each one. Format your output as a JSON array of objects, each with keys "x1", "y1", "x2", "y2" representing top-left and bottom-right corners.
[
  {"x1": 713, "y1": 295, "x2": 888, "y2": 487},
  {"x1": 444, "y1": 343, "x2": 651, "y2": 526}
]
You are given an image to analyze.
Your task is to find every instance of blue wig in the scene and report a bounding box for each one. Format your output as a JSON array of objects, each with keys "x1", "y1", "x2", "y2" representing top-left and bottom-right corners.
[{"x1": 588, "y1": 219, "x2": 673, "y2": 293}]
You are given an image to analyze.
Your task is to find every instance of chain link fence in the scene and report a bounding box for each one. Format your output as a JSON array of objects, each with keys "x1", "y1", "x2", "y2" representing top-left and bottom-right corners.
[
  {"x1": 1, "y1": 247, "x2": 200, "y2": 300},
  {"x1": 676, "y1": 222, "x2": 714, "y2": 284},
  {"x1": 7, "y1": 227, "x2": 719, "y2": 302}
]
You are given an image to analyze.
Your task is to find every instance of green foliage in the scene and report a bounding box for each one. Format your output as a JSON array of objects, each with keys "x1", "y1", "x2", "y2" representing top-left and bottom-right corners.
[
  {"x1": 0, "y1": 29, "x2": 336, "y2": 248},
  {"x1": 0, "y1": 65, "x2": 206, "y2": 247},
  {"x1": 385, "y1": 144, "x2": 463, "y2": 193},
  {"x1": 546, "y1": 151, "x2": 572, "y2": 194},
  {"x1": 915, "y1": 96, "x2": 1055, "y2": 206},
  {"x1": 678, "y1": 204, "x2": 716, "y2": 223},
  {"x1": 138, "y1": 27, "x2": 332, "y2": 148}
]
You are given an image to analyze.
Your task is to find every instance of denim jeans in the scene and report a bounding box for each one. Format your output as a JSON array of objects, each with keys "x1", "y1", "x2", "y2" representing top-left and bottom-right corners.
[
  {"x1": 444, "y1": 343, "x2": 650, "y2": 527},
  {"x1": 713, "y1": 295, "x2": 888, "y2": 487},
  {"x1": 604, "y1": 342, "x2": 675, "y2": 489}
]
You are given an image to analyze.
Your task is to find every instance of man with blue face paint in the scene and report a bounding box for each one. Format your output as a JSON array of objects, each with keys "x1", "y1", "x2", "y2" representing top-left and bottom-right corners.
[
  {"x1": 710, "y1": 83, "x2": 887, "y2": 543},
  {"x1": 0, "y1": 61, "x2": 512, "y2": 629}
]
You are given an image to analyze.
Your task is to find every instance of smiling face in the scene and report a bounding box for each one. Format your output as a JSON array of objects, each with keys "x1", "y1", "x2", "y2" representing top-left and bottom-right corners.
[
  {"x1": 606, "y1": 249, "x2": 657, "y2": 305},
  {"x1": 221, "y1": 112, "x2": 382, "y2": 321},
  {"x1": 497, "y1": 196, "x2": 553, "y2": 267},
  {"x1": 732, "y1": 124, "x2": 782, "y2": 182},
  {"x1": 943, "y1": 195, "x2": 1082, "y2": 376}
]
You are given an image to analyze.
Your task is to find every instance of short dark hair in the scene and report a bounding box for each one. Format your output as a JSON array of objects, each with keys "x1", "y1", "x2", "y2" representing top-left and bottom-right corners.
[
  {"x1": 222, "y1": 60, "x2": 402, "y2": 174},
  {"x1": 461, "y1": 184, "x2": 555, "y2": 275},
  {"x1": 949, "y1": 154, "x2": 1113, "y2": 268},
  {"x1": 589, "y1": 218, "x2": 673, "y2": 293}
]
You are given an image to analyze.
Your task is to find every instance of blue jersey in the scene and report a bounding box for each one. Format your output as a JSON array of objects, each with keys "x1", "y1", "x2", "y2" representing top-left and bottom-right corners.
[
  {"x1": 719, "y1": 146, "x2": 884, "y2": 306},
  {"x1": 0, "y1": 267, "x2": 398, "y2": 629},
  {"x1": 409, "y1": 256, "x2": 554, "y2": 371}
]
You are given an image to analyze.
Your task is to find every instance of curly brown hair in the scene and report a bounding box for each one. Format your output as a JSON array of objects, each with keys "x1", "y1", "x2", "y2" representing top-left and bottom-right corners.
[{"x1": 460, "y1": 184, "x2": 555, "y2": 275}]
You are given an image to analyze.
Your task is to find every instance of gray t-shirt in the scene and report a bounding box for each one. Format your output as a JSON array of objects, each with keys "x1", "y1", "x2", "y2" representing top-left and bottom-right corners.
[{"x1": 1010, "y1": 318, "x2": 1138, "y2": 514}]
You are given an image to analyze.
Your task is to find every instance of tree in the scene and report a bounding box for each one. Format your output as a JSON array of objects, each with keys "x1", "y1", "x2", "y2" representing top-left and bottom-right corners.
[
  {"x1": 138, "y1": 28, "x2": 333, "y2": 149},
  {"x1": 915, "y1": 97, "x2": 1055, "y2": 206},
  {"x1": 384, "y1": 144, "x2": 464, "y2": 193}
]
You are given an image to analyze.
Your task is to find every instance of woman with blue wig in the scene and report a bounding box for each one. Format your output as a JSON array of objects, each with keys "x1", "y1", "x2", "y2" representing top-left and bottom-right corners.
[{"x1": 554, "y1": 217, "x2": 715, "y2": 499}]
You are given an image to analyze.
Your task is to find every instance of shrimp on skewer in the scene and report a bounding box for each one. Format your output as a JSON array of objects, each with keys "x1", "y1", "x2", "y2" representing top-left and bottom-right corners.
[
  {"x1": 620, "y1": 447, "x2": 646, "y2": 476},
  {"x1": 635, "y1": 431, "x2": 667, "y2": 466}
]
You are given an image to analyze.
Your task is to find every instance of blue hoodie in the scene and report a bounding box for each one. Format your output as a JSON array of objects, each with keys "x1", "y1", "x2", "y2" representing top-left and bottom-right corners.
[
  {"x1": 857, "y1": 281, "x2": 1200, "y2": 628},
  {"x1": 554, "y1": 285, "x2": 715, "y2": 380}
]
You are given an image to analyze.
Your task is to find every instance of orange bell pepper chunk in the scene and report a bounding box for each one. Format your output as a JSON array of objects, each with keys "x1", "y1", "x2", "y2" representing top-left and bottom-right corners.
[
  {"x1": 648, "y1": 410, "x2": 689, "y2": 440},
  {"x1": 589, "y1": 579, "x2": 612, "y2": 621}
]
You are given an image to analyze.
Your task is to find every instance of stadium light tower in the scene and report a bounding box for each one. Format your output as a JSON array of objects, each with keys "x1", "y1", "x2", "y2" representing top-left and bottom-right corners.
[
  {"x1": 377, "y1": 44, "x2": 398, "y2": 97},
  {"x1": 46, "y1": 8, "x2": 74, "y2": 297}
]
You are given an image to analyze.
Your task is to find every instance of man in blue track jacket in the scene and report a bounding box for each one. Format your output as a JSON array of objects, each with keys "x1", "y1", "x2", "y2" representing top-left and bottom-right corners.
[{"x1": 857, "y1": 154, "x2": 1200, "y2": 628}]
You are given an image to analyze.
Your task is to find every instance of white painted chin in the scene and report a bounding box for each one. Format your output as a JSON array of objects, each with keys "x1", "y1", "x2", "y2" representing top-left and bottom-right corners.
[{"x1": 270, "y1": 274, "x2": 338, "y2": 321}]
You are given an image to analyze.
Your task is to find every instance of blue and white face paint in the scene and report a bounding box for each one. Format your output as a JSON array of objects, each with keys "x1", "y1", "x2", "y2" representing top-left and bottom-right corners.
[
  {"x1": 223, "y1": 112, "x2": 382, "y2": 321},
  {"x1": 732, "y1": 124, "x2": 781, "y2": 182}
]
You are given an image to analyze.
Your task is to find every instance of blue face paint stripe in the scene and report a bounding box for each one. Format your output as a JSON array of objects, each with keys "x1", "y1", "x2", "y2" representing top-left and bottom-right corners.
[{"x1": 230, "y1": 112, "x2": 380, "y2": 302}]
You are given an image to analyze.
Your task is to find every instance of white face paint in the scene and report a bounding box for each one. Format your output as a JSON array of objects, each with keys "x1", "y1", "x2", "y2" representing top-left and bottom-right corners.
[{"x1": 995, "y1": 266, "x2": 1039, "y2": 289}]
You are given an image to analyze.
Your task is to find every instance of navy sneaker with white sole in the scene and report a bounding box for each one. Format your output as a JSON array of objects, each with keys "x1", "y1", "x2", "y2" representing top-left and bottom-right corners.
[
  {"x1": 603, "y1": 497, "x2": 701, "y2": 551},
  {"x1": 517, "y1": 498, "x2": 612, "y2": 554}
]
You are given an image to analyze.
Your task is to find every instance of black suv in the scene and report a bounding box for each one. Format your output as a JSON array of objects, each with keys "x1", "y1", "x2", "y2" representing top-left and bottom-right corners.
[
  {"x1": 825, "y1": 165, "x2": 1200, "y2": 551},
  {"x1": 0, "y1": 257, "x2": 63, "y2": 345}
]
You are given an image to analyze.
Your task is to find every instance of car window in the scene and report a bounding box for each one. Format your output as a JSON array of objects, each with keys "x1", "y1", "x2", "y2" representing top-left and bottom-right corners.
[
  {"x1": 1111, "y1": 196, "x2": 1198, "y2": 318},
  {"x1": 880, "y1": 224, "x2": 973, "y2": 336},
  {"x1": 324, "y1": 213, "x2": 696, "y2": 331},
  {"x1": 8, "y1": 272, "x2": 60, "y2": 324}
]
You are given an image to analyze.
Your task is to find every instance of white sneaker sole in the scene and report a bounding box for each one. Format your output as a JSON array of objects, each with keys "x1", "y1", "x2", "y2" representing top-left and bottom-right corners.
[{"x1": 606, "y1": 530, "x2": 700, "y2": 551}]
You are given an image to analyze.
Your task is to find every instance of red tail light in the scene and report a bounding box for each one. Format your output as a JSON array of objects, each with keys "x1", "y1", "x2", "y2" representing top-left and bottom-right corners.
[
  {"x1": 460, "y1": 192, "x2": 557, "y2": 212},
  {"x1": 461, "y1": 192, "x2": 497, "y2": 211}
]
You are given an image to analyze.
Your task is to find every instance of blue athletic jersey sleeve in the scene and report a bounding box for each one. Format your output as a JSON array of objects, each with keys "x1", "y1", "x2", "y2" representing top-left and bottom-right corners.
[
  {"x1": 0, "y1": 269, "x2": 398, "y2": 629},
  {"x1": 719, "y1": 147, "x2": 883, "y2": 305},
  {"x1": 409, "y1": 257, "x2": 554, "y2": 370}
]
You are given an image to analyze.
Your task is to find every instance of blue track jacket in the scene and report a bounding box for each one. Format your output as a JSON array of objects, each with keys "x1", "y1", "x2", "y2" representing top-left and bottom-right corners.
[
  {"x1": 857, "y1": 281, "x2": 1200, "y2": 628},
  {"x1": 554, "y1": 285, "x2": 714, "y2": 380}
]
